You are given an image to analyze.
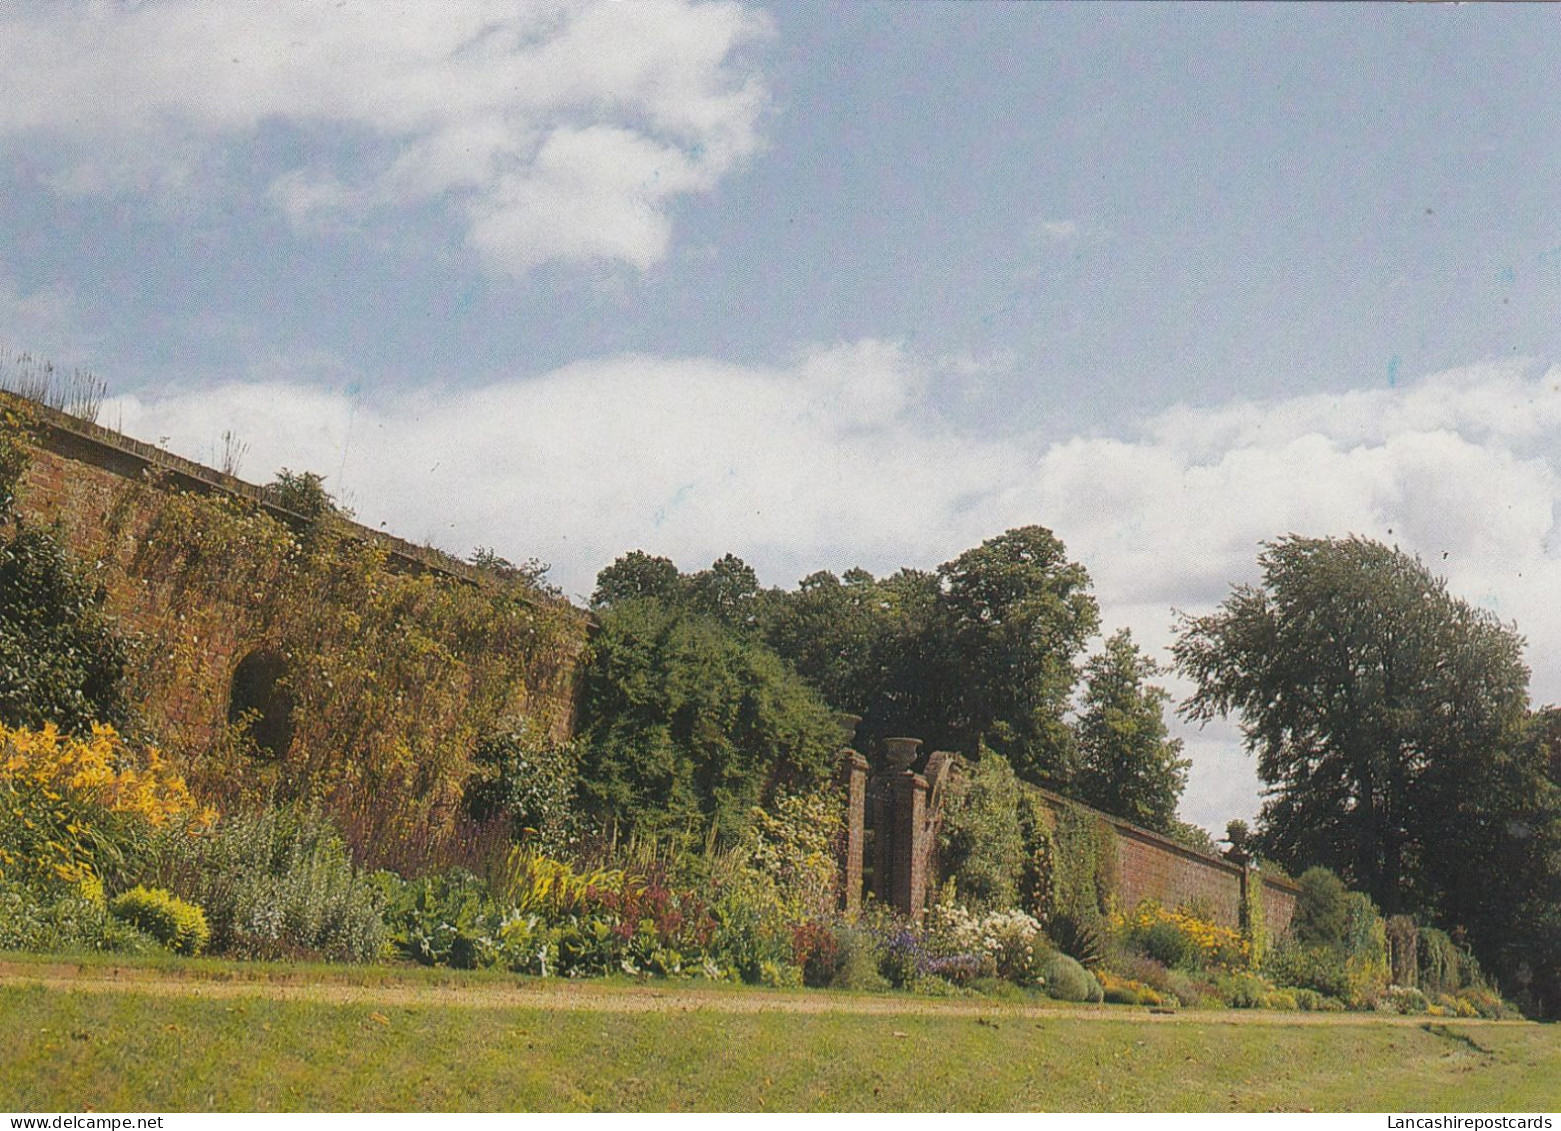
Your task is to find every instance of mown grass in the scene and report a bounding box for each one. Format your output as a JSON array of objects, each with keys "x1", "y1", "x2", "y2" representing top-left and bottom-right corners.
[{"x1": 0, "y1": 954, "x2": 1557, "y2": 1112}]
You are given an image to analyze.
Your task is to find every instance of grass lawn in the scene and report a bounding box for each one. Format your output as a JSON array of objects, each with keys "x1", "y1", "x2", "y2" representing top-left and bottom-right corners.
[{"x1": 0, "y1": 953, "x2": 1557, "y2": 1112}]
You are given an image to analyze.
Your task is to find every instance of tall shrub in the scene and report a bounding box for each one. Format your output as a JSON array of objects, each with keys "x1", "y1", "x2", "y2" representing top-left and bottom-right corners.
[
  {"x1": 462, "y1": 718, "x2": 580, "y2": 853},
  {"x1": 575, "y1": 597, "x2": 839, "y2": 838},
  {"x1": 147, "y1": 804, "x2": 385, "y2": 962}
]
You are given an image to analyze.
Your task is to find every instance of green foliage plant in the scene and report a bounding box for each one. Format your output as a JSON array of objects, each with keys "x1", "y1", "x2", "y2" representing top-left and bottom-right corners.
[
  {"x1": 266, "y1": 469, "x2": 350, "y2": 521},
  {"x1": 1041, "y1": 951, "x2": 1103, "y2": 1002},
  {"x1": 1385, "y1": 914, "x2": 1418, "y2": 986},
  {"x1": 462, "y1": 718, "x2": 580, "y2": 853},
  {"x1": 0, "y1": 408, "x2": 131, "y2": 737},
  {"x1": 1341, "y1": 891, "x2": 1390, "y2": 1008},
  {"x1": 744, "y1": 791, "x2": 841, "y2": 924},
  {"x1": 147, "y1": 805, "x2": 386, "y2": 962},
  {"x1": 1292, "y1": 867, "x2": 1350, "y2": 949},
  {"x1": 936, "y1": 527, "x2": 1100, "y2": 784},
  {"x1": 1212, "y1": 970, "x2": 1274, "y2": 1009},
  {"x1": 108, "y1": 885, "x2": 209, "y2": 955},
  {"x1": 1015, "y1": 787, "x2": 1056, "y2": 921},
  {"x1": 937, "y1": 749, "x2": 1025, "y2": 910},
  {"x1": 1139, "y1": 918, "x2": 1196, "y2": 970},
  {"x1": 1049, "y1": 800, "x2": 1117, "y2": 939},
  {"x1": 574, "y1": 594, "x2": 839, "y2": 839},
  {"x1": 1378, "y1": 986, "x2": 1430, "y2": 1015},
  {"x1": 379, "y1": 868, "x2": 498, "y2": 969},
  {"x1": 826, "y1": 925, "x2": 888, "y2": 992},
  {"x1": 0, "y1": 878, "x2": 156, "y2": 955},
  {"x1": 1166, "y1": 820, "x2": 1219, "y2": 854},
  {"x1": 1261, "y1": 937, "x2": 1353, "y2": 1001},
  {"x1": 1114, "y1": 899, "x2": 1251, "y2": 973},
  {"x1": 1416, "y1": 926, "x2": 1463, "y2": 995},
  {"x1": 0, "y1": 400, "x2": 33, "y2": 513}
]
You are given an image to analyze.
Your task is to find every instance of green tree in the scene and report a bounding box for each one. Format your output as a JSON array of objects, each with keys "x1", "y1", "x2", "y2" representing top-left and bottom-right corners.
[
  {"x1": 761, "y1": 527, "x2": 1098, "y2": 785},
  {"x1": 937, "y1": 527, "x2": 1099, "y2": 783},
  {"x1": 574, "y1": 594, "x2": 840, "y2": 839},
  {"x1": 590, "y1": 550, "x2": 682, "y2": 608},
  {"x1": 758, "y1": 567, "x2": 888, "y2": 722},
  {"x1": 1173, "y1": 535, "x2": 1531, "y2": 918},
  {"x1": 1173, "y1": 536, "x2": 1561, "y2": 1014},
  {"x1": 1074, "y1": 629, "x2": 1188, "y2": 832},
  {"x1": 685, "y1": 553, "x2": 762, "y2": 630}
]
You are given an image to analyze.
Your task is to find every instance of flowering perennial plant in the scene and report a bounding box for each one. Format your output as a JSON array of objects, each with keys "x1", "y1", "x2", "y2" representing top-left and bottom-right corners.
[
  {"x1": 1113, "y1": 899, "x2": 1251, "y2": 972},
  {"x1": 925, "y1": 903, "x2": 1048, "y2": 985},
  {"x1": 0, "y1": 722, "x2": 214, "y2": 891}
]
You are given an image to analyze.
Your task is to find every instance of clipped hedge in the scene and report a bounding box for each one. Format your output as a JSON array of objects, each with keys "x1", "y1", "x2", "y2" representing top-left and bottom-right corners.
[
  {"x1": 109, "y1": 885, "x2": 209, "y2": 955},
  {"x1": 1041, "y1": 951, "x2": 1103, "y2": 1002}
]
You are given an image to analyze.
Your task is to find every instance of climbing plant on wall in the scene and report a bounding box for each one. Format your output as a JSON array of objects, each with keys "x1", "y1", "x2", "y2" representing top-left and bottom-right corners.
[
  {"x1": 70, "y1": 465, "x2": 586, "y2": 869},
  {"x1": 0, "y1": 404, "x2": 131, "y2": 736},
  {"x1": 1048, "y1": 800, "x2": 1119, "y2": 931},
  {"x1": 1241, "y1": 870, "x2": 1268, "y2": 966}
]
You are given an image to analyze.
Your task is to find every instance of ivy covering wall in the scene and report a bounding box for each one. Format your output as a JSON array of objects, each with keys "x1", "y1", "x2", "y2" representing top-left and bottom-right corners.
[{"x1": 2, "y1": 401, "x2": 588, "y2": 868}]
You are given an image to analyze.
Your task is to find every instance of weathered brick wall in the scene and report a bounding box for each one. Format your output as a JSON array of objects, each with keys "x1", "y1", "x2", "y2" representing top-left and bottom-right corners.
[
  {"x1": 7, "y1": 394, "x2": 586, "y2": 768},
  {"x1": 1259, "y1": 874, "x2": 1297, "y2": 940},
  {"x1": 1034, "y1": 788, "x2": 1299, "y2": 940},
  {"x1": 1113, "y1": 825, "x2": 1245, "y2": 925},
  {"x1": 843, "y1": 747, "x2": 1300, "y2": 939}
]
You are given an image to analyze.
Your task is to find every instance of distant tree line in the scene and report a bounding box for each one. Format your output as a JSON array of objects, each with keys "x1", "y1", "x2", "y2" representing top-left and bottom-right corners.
[
  {"x1": 577, "y1": 526, "x2": 1190, "y2": 839},
  {"x1": 576, "y1": 528, "x2": 1560, "y2": 1014}
]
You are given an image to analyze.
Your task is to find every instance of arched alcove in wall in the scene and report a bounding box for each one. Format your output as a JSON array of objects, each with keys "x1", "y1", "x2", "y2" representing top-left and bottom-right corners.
[{"x1": 227, "y1": 648, "x2": 295, "y2": 759}]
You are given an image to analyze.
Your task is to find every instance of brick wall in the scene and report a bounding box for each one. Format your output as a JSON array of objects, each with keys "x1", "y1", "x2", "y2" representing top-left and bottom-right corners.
[
  {"x1": 1033, "y1": 788, "x2": 1299, "y2": 940},
  {"x1": 6, "y1": 393, "x2": 586, "y2": 774},
  {"x1": 842, "y1": 747, "x2": 1299, "y2": 939}
]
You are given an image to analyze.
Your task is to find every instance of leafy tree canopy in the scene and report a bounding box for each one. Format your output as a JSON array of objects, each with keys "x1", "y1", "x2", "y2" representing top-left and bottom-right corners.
[
  {"x1": 1074, "y1": 629, "x2": 1188, "y2": 833},
  {"x1": 591, "y1": 550, "x2": 682, "y2": 609},
  {"x1": 761, "y1": 526, "x2": 1099, "y2": 785},
  {"x1": 1174, "y1": 535, "x2": 1532, "y2": 915},
  {"x1": 574, "y1": 588, "x2": 840, "y2": 840},
  {"x1": 1174, "y1": 534, "x2": 1561, "y2": 1011}
]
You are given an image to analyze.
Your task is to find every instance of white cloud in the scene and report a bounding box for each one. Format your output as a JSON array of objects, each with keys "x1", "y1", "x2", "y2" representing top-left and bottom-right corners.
[
  {"x1": 0, "y1": 1, "x2": 770, "y2": 274},
  {"x1": 103, "y1": 353, "x2": 1561, "y2": 831}
]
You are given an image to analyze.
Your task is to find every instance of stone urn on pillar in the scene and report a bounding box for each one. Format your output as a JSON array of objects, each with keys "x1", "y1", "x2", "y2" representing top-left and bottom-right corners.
[
  {"x1": 883, "y1": 736, "x2": 922, "y2": 773},
  {"x1": 834, "y1": 713, "x2": 863, "y2": 749}
]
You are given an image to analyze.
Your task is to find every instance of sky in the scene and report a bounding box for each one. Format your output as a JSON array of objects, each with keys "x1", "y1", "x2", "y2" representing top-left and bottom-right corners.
[{"x1": 4, "y1": 1, "x2": 1561, "y2": 833}]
